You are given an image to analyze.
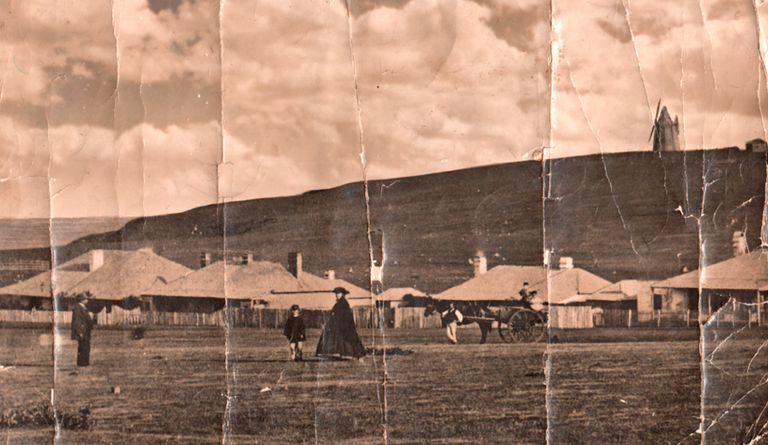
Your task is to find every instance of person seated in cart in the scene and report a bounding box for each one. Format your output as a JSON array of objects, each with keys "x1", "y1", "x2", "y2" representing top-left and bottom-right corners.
[
  {"x1": 518, "y1": 282, "x2": 537, "y2": 304},
  {"x1": 441, "y1": 302, "x2": 463, "y2": 345}
]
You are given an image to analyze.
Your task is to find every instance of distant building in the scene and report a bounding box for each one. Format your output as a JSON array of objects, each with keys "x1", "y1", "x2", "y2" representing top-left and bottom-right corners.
[
  {"x1": 553, "y1": 280, "x2": 655, "y2": 328},
  {"x1": 652, "y1": 106, "x2": 681, "y2": 152},
  {"x1": 434, "y1": 264, "x2": 610, "y2": 307},
  {"x1": 652, "y1": 249, "x2": 768, "y2": 326},
  {"x1": 745, "y1": 138, "x2": 767, "y2": 153},
  {"x1": 142, "y1": 252, "x2": 373, "y2": 312},
  {"x1": 376, "y1": 287, "x2": 426, "y2": 309},
  {"x1": 142, "y1": 260, "x2": 300, "y2": 312},
  {"x1": 0, "y1": 249, "x2": 191, "y2": 312}
]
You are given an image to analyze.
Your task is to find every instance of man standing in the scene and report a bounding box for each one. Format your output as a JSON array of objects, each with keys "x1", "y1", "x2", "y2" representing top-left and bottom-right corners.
[
  {"x1": 71, "y1": 294, "x2": 96, "y2": 367},
  {"x1": 441, "y1": 302, "x2": 463, "y2": 345}
]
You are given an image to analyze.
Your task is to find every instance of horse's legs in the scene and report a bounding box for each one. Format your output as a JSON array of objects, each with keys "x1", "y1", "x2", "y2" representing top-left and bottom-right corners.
[{"x1": 479, "y1": 322, "x2": 488, "y2": 344}]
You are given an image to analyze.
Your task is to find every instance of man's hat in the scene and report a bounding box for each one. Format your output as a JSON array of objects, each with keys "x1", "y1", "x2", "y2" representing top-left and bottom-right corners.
[
  {"x1": 332, "y1": 287, "x2": 349, "y2": 296},
  {"x1": 76, "y1": 294, "x2": 88, "y2": 302},
  {"x1": 523, "y1": 282, "x2": 529, "y2": 286},
  {"x1": 290, "y1": 304, "x2": 300, "y2": 311}
]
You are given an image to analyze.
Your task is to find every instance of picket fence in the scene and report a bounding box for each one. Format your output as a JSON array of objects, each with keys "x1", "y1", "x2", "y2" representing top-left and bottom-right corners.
[{"x1": 0, "y1": 307, "x2": 443, "y2": 330}]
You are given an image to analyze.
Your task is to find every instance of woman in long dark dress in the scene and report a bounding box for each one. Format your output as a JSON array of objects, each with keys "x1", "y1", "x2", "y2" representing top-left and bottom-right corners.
[{"x1": 316, "y1": 287, "x2": 367, "y2": 360}]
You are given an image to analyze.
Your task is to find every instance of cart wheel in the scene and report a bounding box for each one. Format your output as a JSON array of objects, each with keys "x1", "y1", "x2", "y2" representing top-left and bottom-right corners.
[
  {"x1": 497, "y1": 310, "x2": 517, "y2": 344},
  {"x1": 505, "y1": 309, "x2": 546, "y2": 343}
]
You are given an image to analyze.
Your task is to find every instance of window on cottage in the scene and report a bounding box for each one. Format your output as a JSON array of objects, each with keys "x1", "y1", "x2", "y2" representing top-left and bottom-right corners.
[{"x1": 653, "y1": 294, "x2": 662, "y2": 311}]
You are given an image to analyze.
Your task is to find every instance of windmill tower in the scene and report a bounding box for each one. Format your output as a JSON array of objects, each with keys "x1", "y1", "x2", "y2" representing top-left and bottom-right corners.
[{"x1": 648, "y1": 100, "x2": 680, "y2": 152}]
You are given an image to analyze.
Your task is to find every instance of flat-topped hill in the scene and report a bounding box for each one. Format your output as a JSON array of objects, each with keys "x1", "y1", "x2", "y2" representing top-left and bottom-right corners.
[{"x1": 0, "y1": 149, "x2": 764, "y2": 293}]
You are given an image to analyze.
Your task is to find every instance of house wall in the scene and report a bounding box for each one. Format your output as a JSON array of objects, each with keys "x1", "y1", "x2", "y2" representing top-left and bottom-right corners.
[
  {"x1": 636, "y1": 284, "x2": 654, "y2": 313},
  {"x1": 665, "y1": 288, "x2": 689, "y2": 312},
  {"x1": 549, "y1": 305, "x2": 594, "y2": 329}
]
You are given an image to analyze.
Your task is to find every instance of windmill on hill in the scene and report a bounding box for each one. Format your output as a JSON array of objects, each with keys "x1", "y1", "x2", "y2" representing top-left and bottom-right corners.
[{"x1": 648, "y1": 100, "x2": 680, "y2": 152}]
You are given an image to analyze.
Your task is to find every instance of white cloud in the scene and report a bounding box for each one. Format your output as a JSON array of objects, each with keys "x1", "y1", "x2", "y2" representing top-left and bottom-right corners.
[
  {"x1": 220, "y1": 130, "x2": 363, "y2": 202},
  {"x1": 0, "y1": 117, "x2": 51, "y2": 178},
  {"x1": 355, "y1": 0, "x2": 550, "y2": 177},
  {"x1": 112, "y1": 0, "x2": 221, "y2": 83},
  {"x1": 552, "y1": 0, "x2": 768, "y2": 155},
  {"x1": 0, "y1": 177, "x2": 51, "y2": 219}
]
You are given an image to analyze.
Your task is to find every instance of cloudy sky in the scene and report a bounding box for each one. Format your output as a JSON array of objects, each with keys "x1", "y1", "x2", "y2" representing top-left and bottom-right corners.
[{"x1": 0, "y1": 0, "x2": 765, "y2": 218}]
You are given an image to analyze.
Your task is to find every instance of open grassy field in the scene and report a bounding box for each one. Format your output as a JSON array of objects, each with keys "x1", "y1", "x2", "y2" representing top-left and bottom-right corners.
[{"x1": 1, "y1": 324, "x2": 749, "y2": 444}]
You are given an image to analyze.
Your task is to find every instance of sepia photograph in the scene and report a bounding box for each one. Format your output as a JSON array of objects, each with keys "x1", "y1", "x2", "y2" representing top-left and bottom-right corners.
[{"x1": 1, "y1": 0, "x2": 768, "y2": 443}]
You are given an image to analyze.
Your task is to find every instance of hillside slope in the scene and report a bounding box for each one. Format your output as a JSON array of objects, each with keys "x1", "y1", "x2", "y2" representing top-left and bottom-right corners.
[{"x1": 0, "y1": 149, "x2": 764, "y2": 293}]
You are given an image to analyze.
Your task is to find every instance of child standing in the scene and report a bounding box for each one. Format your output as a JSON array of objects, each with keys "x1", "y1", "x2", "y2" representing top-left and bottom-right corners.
[{"x1": 283, "y1": 304, "x2": 306, "y2": 361}]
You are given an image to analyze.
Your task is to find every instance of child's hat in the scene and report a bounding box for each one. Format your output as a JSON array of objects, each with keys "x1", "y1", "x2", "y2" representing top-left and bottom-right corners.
[{"x1": 290, "y1": 304, "x2": 300, "y2": 311}]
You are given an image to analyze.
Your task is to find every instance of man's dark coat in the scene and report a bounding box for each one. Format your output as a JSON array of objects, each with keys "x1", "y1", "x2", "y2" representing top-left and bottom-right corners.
[{"x1": 71, "y1": 302, "x2": 95, "y2": 366}]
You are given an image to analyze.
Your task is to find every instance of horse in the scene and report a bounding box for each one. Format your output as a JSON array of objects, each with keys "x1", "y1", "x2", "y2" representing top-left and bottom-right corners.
[{"x1": 423, "y1": 298, "x2": 493, "y2": 344}]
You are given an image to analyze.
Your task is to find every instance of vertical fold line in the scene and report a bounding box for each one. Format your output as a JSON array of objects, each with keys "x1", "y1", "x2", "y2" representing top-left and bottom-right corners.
[
  {"x1": 545, "y1": 0, "x2": 555, "y2": 443},
  {"x1": 219, "y1": 1, "x2": 232, "y2": 443}
]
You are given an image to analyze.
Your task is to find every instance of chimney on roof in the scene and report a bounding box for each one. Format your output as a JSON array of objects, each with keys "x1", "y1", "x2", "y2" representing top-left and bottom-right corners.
[
  {"x1": 242, "y1": 253, "x2": 253, "y2": 265},
  {"x1": 473, "y1": 252, "x2": 487, "y2": 277},
  {"x1": 324, "y1": 270, "x2": 335, "y2": 280},
  {"x1": 733, "y1": 231, "x2": 748, "y2": 257},
  {"x1": 558, "y1": 257, "x2": 574, "y2": 270},
  {"x1": 200, "y1": 252, "x2": 211, "y2": 268},
  {"x1": 90, "y1": 250, "x2": 104, "y2": 272},
  {"x1": 288, "y1": 252, "x2": 302, "y2": 279}
]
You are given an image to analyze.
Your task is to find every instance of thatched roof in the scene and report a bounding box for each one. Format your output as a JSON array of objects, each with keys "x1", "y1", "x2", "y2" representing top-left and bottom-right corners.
[
  {"x1": 0, "y1": 271, "x2": 86, "y2": 297},
  {"x1": 0, "y1": 249, "x2": 188, "y2": 300},
  {"x1": 557, "y1": 280, "x2": 653, "y2": 305},
  {"x1": 434, "y1": 265, "x2": 611, "y2": 305},
  {"x1": 143, "y1": 261, "x2": 299, "y2": 301},
  {"x1": 585, "y1": 280, "x2": 655, "y2": 302},
  {"x1": 294, "y1": 273, "x2": 372, "y2": 309},
  {"x1": 64, "y1": 249, "x2": 192, "y2": 301},
  {"x1": 653, "y1": 250, "x2": 768, "y2": 291},
  {"x1": 377, "y1": 287, "x2": 427, "y2": 302},
  {"x1": 143, "y1": 261, "x2": 372, "y2": 310},
  {"x1": 435, "y1": 266, "x2": 545, "y2": 301}
]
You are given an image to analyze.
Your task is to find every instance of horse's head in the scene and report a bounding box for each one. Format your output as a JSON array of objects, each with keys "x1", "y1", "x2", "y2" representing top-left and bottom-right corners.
[{"x1": 423, "y1": 298, "x2": 439, "y2": 317}]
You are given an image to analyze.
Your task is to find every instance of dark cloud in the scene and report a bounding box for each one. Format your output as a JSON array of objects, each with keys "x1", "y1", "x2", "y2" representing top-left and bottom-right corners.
[
  {"x1": 48, "y1": 58, "x2": 118, "y2": 128},
  {"x1": 595, "y1": 2, "x2": 679, "y2": 44},
  {"x1": 517, "y1": 95, "x2": 543, "y2": 113},
  {"x1": 0, "y1": 58, "x2": 118, "y2": 130},
  {"x1": 129, "y1": 73, "x2": 222, "y2": 131},
  {"x1": 147, "y1": 0, "x2": 194, "y2": 15},
  {"x1": 0, "y1": 101, "x2": 49, "y2": 130},
  {"x1": 628, "y1": 15, "x2": 680, "y2": 41},
  {"x1": 170, "y1": 34, "x2": 203, "y2": 56},
  {"x1": 597, "y1": 19, "x2": 631, "y2": 44},
  {"x1": 469, "y1": 0, "x2": 543, "y2": 53},
  {"x1": 704, "y1": 0, "x2": 751, "y2": 22},
  {"x1": 347, "y1": 0, "x2": 414, "y2": 18},
  {"x1": 2, "y1": 57, "x2": 220, "y2": 133}
]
